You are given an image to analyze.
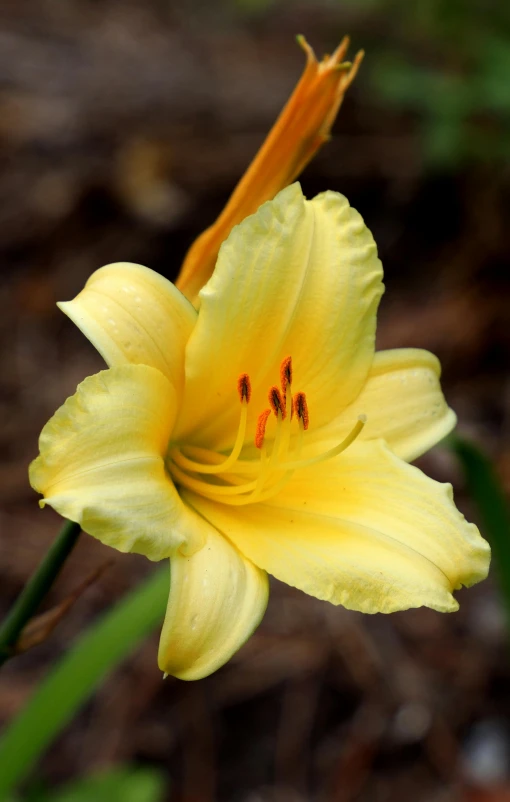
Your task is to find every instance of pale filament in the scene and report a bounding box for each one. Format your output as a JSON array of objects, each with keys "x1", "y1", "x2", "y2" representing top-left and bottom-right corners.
[
  {"x1": 280, "y1": 414, "x2": 366, "y2": 471},
  {"x1": 170, "y1": 401, "x2": 248, "y2": 475},
  {"x1": 167, "y1": 357, "x2": 366, "y2": 506}
]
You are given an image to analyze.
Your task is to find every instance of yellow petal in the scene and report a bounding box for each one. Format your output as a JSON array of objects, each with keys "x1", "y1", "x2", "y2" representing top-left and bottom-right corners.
[
  {"x1": 183, "y1": 440, "x2": 490, "y2": 614},
  {"x1": 30, "y1": 365, "x2": 207, "y2": 560},
  {"x1": 315, "y1": 348, "x2": 457, "y2": 462},
  {"x1": 59, "y1": 262, "x2": 196, "y2": 397},
  {"x1": 175, "y1": 183, "x2": 384, "y2": 450},
  {"x1": 158, "y1": 527, "x2": 269, "y2": 680},
  {"x1": 176, "y1": 37, "x2": 363, "y2": 303}
]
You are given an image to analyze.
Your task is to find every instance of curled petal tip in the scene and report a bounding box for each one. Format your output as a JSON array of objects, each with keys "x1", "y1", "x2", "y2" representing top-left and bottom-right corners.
[
  {"x1": 330, "y1": 35, "x2": 350, "y2": 65},
  {"x1": 296, "y1": 33, "x2": 314, "y2": 61},
  {"x1": 345, "y1": 50, "x2": 365, "y2": 83}
]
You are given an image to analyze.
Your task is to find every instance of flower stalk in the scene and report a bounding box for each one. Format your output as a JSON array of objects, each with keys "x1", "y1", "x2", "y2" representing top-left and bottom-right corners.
[{"x1": 0, "y1": 520, "x2": 81, "y2": 667}]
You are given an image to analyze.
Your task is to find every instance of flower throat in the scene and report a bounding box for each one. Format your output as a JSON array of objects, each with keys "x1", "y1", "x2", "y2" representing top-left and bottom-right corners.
[{"x1": 167, "y1": 356, "x2": 366, "y2": 506}]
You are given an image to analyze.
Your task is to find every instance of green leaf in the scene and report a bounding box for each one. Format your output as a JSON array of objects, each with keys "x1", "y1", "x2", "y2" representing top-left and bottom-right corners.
[
  {"x1": 15, "y1": 766, "x2": 166, "y2": 802},
  {"x1": 0, "y1": 567, "x2": 169, "y2": 801},
  {"x1": 422, "y1": 117, "x2": 465, "y2": 168},
  {"x1": 448, "y1": 434, "x2": 510, "y2": 617},
  {"x1": 51, "y1": 766, "x2": 165, "y2": 802}
]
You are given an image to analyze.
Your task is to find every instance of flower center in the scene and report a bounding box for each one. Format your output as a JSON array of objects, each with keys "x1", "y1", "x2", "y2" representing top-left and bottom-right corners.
[{"x1": 167, "y1": 356, "x2": 366, "y2": 506}]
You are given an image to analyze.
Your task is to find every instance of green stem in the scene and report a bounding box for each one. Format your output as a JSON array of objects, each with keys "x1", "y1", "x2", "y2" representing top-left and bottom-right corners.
[{"x1": 0, "y1": 519, "x2": 81, "y2": 666}]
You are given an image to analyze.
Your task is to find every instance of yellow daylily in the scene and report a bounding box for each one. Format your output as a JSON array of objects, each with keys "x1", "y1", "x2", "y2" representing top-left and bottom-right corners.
[{"x1": 30, "y1": 183, "x2": 490, "y2": 680}]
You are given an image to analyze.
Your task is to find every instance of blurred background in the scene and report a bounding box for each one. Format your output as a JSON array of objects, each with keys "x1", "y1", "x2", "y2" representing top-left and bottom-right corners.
[{"x1": 0, "y1": 0, "x2": 509, "y2": 800}]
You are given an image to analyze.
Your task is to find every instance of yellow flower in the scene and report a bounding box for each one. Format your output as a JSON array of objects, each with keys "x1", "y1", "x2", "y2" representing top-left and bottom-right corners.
[
  {"x1": 176, "y1": 36, "x2": 364, "y2": 305},
  {"x1": 30, "y1": 183, "x2": 490, "y2": 680}
]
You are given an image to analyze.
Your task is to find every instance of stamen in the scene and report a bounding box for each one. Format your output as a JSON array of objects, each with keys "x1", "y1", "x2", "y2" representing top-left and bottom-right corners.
[
  {"x1": 246, "y1": 406, "x2": 285, "y2": 503},
  {"x1": 255, "y1": 409, "x2": 271, "y2": 449},
  {"x1": 180, "y1": 445, "x2": 259, "y2": 474},
  {"x1": 280, "y1": 356, "x2": 293, "y2": 395},
  {"x1": 282, "y1": 415, "x2": 366, "y2": 470},
  {"x1": 248, "y1": 443, "x2": 297, "y2": 504},
  {"x1": 170, "y1": 375, "x2": 251, "y2": 475},
  {"x1": 249, "y1": 442, "x2": 269, "y2": 500},
  {"x1": 294, "y1": 392, "x2": 309, "y2": 430},
  {"x1": 269, "y1": 386, "x2": 286, "y2": 419},
  {"x1": 167, "y1": 360, "x2": 366, "y2": 510},
  {"x1": 190, "y1": 411, "x2": 303, "y2": 507},
  {"x1": 170, "y1": 462, "x2": 258, "y2": 497},
  {"x1": 237, "y1": 373, "x2": 251, "y2": 403},
  {"x1": 266, "y1": 407, "x2": 285, "y2": 466}
]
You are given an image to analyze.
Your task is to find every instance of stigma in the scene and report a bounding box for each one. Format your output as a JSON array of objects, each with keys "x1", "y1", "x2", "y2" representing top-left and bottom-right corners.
[{"x1": 167, "y1": 356, "x2": 366, "y2": 506}]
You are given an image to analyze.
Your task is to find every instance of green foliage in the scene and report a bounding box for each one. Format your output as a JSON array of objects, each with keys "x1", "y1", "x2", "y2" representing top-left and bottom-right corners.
[
  {"x1": 50, "y1": 767, "x2": 164, "y2": 802},
  {"x1": 449, "y1": 435, "x2": 510, "y2": 619},
  {"x1": 231, "y1": 0, "x2": 275, "y2": 13},
  {"x1": 0, "y1": 568, "x2": 169, "y2": 801},
  {"x1": 360, "y1": 0, "x2": 510, "y2": 166},
  {"x1": 12, "y1": 767, "x2": 165, "y2": 802}
]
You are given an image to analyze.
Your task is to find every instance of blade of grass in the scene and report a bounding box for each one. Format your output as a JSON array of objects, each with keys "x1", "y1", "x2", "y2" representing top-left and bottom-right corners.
[
  {"x1": 0, "y1": 565, "x2": 169, "y2": 800},
  {"x1": 50, "y1": 765, "x2": 166, "y2": 802},
  {"x1": 449, "y1": 433, "x2": 510, "y2": 616}
]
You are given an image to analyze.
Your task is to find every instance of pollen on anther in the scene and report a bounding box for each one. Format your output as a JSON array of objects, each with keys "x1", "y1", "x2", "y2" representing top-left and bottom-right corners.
[
  {"x1": 237, "y1": 373, "x2": 252, "y2": 403},
  {"x1": 255, "y1": 409, "x2": 271, "y2": 449},
  {"x1": 269, "y1": 386, "x2": 286, "y2": 419},
  {"x1": 280, "y1": 356, "x2": 293, "y2": 395},
  {"x1": 294, "y1": 392, "x2": 309, "y2": 430}
]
